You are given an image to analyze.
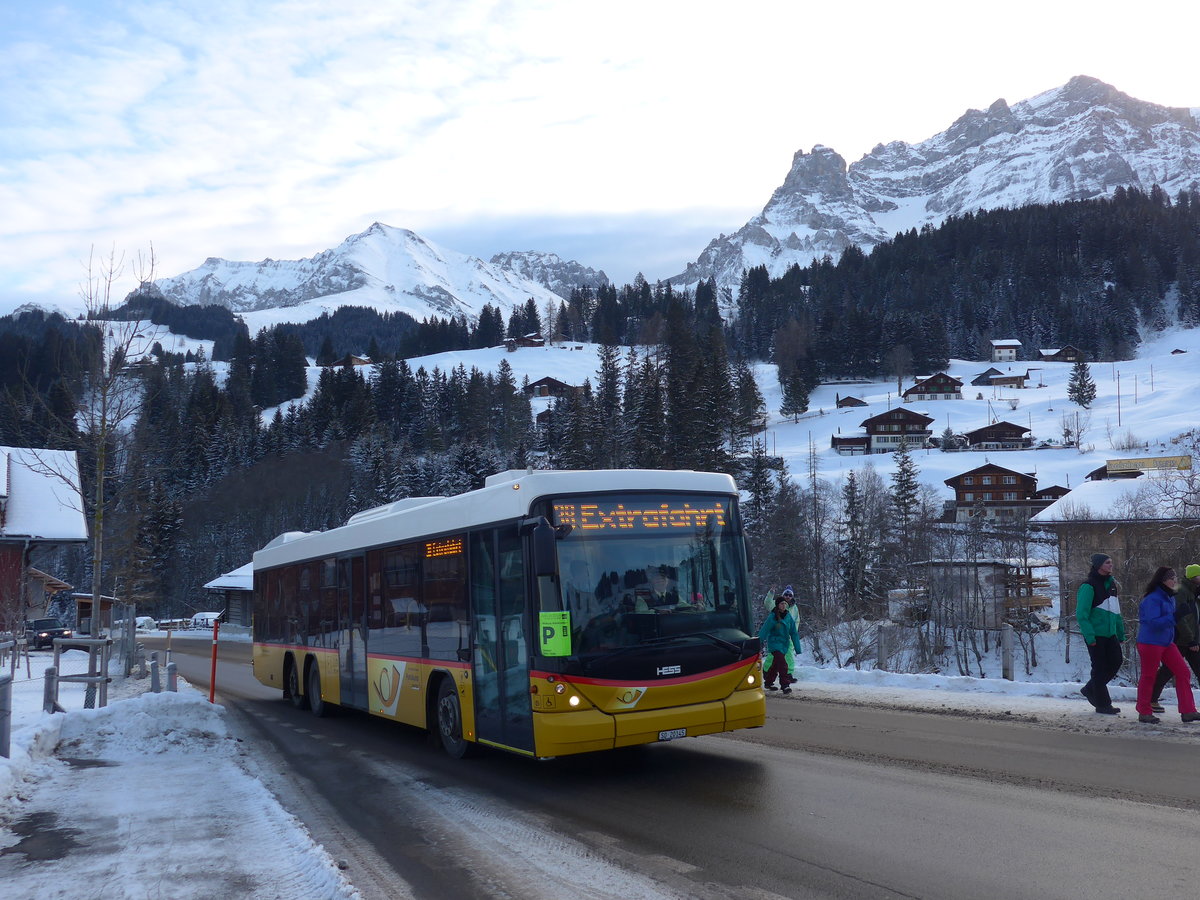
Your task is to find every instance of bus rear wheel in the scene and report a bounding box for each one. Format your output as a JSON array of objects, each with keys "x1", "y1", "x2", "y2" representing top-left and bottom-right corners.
[
  {"x1": 286, "y1": 658, "x2": 309, "y2": 710},
  {"x1": 307, "y1": 662, "x2": 329, "y2": 717},
  {"x1": 436, "y1": 678, "x2": 472, "y2": 758}
]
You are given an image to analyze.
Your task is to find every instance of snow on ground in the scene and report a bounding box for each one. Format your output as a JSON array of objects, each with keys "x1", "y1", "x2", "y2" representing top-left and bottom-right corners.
[
  {"x1": 4, "y1": 628, "x2": 1200, "y2": 900},
  {"x1": 0, "y1": 646, "x2": 359, "y2": 900}
]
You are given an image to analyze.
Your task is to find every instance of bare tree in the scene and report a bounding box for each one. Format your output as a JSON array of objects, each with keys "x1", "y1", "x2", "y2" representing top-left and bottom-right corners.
[
  {"x1": 884, "y1": 344, "x2": 913, "y2": 395},
  {"x1": 74, "y1": 245, "x2": 164, "y2": 630}
]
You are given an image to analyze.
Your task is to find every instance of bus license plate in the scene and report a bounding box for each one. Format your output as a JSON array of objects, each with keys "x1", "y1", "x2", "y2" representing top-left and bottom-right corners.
[{"x1": 658, "y1": 728, "x2": 686, "y2": 741}]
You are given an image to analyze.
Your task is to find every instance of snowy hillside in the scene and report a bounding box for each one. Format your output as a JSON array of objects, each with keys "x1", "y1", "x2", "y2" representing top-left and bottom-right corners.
[
  {"x1": 671, "y1": 76, "x2": 1200, "y2": 298},
  {"x1": 246, "y1": 324, "x2": 1200, "y2": 511},
  {"x1": 154, "y1": 223, "x2": 564, "y2": 329}
]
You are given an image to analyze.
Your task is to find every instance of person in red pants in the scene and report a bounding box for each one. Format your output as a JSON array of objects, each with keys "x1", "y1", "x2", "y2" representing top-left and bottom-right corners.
[
  {"x1": 1137, "y1": 567, "x2": 1200, "y2": 724},
  {"x1": 1149, "y1": 563, "x2": 1200, "y2": 713}
]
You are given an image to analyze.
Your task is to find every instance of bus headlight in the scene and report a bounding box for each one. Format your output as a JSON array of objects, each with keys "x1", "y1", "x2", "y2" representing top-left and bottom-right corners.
[{"x1": 568, "y1": 695, "x2": 580, "y2": 707}]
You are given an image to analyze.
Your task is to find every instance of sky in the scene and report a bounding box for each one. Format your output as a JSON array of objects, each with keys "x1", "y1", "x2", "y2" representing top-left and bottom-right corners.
[
  {"x1": 5, "y1": 627, "x2": 1197, "y2": 898},
  {"x1": 2, "y1": 0, "x2": 1199, "y2": 314}
]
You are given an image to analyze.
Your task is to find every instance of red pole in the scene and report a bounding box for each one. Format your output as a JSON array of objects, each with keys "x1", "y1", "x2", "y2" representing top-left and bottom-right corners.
[{"x1": 208, "y1": 619, "x2": 220, "y2": 703}]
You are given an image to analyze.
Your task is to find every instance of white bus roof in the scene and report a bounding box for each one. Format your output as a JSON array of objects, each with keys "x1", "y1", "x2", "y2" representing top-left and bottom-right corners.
[{"x1": 253, "y1": 469, "x2": 737, "y2": 572}]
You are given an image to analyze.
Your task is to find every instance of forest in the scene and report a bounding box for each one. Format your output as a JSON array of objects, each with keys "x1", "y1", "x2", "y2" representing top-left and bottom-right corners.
[{"x1": 2, "y1": 186, "x2": 1197, "y2": 659}]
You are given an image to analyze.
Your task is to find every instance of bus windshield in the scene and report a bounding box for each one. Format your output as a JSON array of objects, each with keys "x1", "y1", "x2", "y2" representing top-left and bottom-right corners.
[{"x1": 547, "y1": 493, "x2": 753, "y2": 657}]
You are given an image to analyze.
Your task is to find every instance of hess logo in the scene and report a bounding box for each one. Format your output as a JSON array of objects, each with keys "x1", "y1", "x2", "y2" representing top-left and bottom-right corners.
[{"x1": 657, "y1": 665, "x2": 681, "y2": 676}]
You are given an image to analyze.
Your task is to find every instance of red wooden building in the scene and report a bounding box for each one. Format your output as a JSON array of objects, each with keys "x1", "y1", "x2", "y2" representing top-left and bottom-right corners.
[
  {"x1": 901, "y1": 373, "x2": 963, "y2": 402},
  {"x1": 963, "y1": 421, "x2": 1033, "y2": 450}
]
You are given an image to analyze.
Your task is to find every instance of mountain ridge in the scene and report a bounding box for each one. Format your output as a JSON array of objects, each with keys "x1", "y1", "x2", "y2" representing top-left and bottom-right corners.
[
  {"x1": 153, "y1": 223, "x2": 572, "y2": 327},
  {"x1": 150, "y1": 76, "x2": 1200, "y2": 324},
  {"x1": 669, "y1": 75, "x2": 1200, "y2": 298}
]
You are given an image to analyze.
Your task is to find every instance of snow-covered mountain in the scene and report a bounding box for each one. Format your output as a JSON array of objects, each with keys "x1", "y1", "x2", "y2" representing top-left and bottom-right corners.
[
  {"x1": 670, "y1": 76, "x2": 1200, "y2": 296},
  {"x1": 154, "y1": 223, "x2": 565, "y2": 325},
  {"x1": 488, "y1": 251, "x2": 609, "y2": 299}
]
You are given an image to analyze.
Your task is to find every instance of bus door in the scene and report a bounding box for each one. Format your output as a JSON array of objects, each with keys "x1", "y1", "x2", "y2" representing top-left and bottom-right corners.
[
  {"x1": 469, "y1": 527, "x2": 534, "y2": 753},
  {"x1": 338, "y1": 555, "x2": 369, "y2": 708}
]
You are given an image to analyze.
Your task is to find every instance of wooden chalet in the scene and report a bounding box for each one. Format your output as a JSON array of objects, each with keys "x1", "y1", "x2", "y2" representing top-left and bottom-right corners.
[
  {"x1": 525, "y1": 376, "x2": 578, "y2": 398},
  {"x1": 1036, "y1": 484, "x2": 1071, "y2": 502},
  {"x1": 835, "y1": 394, "x2": 868, "y2": 408},
  {"x1": 1032, "y1": 474, "x2": 1200, "y2": 621},
  {"x1": 942, "y1": 463, "x2": 1060, "y2": 523},
  {"x1": 962, "y1": 421, "x2": 1032, "y2": 450},
  {"x1": 901, "y1": 373, "x2": 963, "y2": 402},
  {"x1": 970, "y1": 367, "x2": 1003, "y2": 387},
  {"x1": 0, "y1": 447, "x2": 89, "y2": 632},
  {"x1": 990, "y1": 338, "x2": 1021, "y2": 362},
  {"x1": 830, "y1": 433, "x2": 870, "y2": 455},
  {"x1": 333, "y1": 354, "x2": 372, "y2": 367},
  {"x1": 505, "y1": 333, "x2": 545, "y2": 351},
  {"x1": 988, "y1": 370, "x2": 1030, "y2": 389},
  {"x1": 203, "y1": 561, "x2": 252, "y2": 629},
  {"x1": 858, "y1": 408, "x2": 934, "y2": 454},
  {"x1": 1037, "y1": 345, "x2": 1082, "y2": 363}
]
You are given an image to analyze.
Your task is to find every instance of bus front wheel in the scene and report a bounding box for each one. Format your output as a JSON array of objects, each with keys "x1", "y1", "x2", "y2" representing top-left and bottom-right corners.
[
  {"x1": 286, "y1": 658, "x2": 309, "y2": 710},
  {"x1": 436, "y1": 678, "x2": 472, "y2": 758}
]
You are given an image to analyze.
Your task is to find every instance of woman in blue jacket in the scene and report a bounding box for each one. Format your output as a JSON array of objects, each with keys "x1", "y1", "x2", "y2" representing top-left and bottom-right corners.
[
  {"x1": 1137, "y1": 566, "x2": 1200, "y2": 723},
  {"x1": 759, "y1": 596, "x2": 802, "y2": 694}
]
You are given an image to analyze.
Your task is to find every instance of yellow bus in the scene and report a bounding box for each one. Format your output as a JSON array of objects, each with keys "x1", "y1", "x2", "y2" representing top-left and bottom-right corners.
[{"x1": 251, "y1": 468, "x2": 765, "y2": 758}]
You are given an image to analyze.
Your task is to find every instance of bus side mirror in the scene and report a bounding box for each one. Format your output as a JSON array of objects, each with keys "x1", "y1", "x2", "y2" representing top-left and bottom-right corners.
[{"x1": 532, "y1": 519, "x2": 557, "y2": 577}]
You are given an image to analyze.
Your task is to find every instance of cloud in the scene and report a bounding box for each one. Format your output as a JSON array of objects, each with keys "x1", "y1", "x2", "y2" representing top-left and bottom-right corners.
[{"x1": 1, "y1": 0, "x2": 1197, "y2": 314}]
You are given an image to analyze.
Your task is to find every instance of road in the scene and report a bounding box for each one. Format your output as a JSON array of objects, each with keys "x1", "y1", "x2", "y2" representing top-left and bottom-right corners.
[{"x1": 145, "y1": 636, "x2": 1200, "y2": 899}]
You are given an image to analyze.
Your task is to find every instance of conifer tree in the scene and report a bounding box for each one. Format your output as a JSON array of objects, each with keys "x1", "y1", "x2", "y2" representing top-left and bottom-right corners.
[
  {"x1": 838, "y1": 470, "x2": 881, "y2": 618},
  {"x1": 779, "y1": 366, "x2": 810, "y2": 422},
  {"x1": 730, "y1": 356, "x2": 765, "y2": 453},
  {"x1": 591, "y1": 342, "x2": 624, "y2": 468},
  {"x1": 1067, "y1": 357, "x2": 1097, "y2": 408},
  {"x1": 741, "y1": 438, "x2": 776, "y2": 533},
  {"x1": 315, "y1": 335, "x2": 337, "y2": 368},
  {"x1": 889, "y1": 439, "x2": 921, "y2": 565}
]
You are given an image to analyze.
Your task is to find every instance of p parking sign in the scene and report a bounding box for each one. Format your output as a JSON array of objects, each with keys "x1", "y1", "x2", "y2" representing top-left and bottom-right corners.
[{"x1": 539, "y1": 611, "x2": 572, "y2": 657}]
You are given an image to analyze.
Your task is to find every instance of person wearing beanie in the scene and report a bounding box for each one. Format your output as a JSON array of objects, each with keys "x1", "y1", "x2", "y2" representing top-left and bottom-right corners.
[
  {"x1": 1076, "y1": 553, "x2": 1124, "y2": 715},
  {"x1": 1136, "y1": 567, "x2": 1200, "y2": 723},
  {"x1": 759, "y1": 595, "x2": 802, "y2": 694},
  {"x1": 1149, "y1": 562, "x2": 1200, "y2": 713}
]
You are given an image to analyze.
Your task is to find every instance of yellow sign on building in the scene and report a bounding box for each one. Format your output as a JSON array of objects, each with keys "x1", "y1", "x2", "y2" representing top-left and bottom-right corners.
[{"x1": 1105, "y1": 455, "x2": 1192, "y2": 474}]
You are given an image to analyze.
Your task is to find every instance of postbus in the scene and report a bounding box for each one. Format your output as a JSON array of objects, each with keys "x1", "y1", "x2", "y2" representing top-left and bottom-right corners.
[{"x1": 251, "y1": 468, "x2": 765, "y2": 758}]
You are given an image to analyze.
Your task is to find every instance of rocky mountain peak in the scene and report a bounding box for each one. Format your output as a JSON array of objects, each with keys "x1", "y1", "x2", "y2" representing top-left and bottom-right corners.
[
  {"x1": 488, "y1": 251, "x2": 610, "y2": 300},
  {"x1": 669, "y1": 76, "x2": 1200, "y2": 297},
  {"x1": 153, "y1": 223, "x2": 565, "y2": 326}
]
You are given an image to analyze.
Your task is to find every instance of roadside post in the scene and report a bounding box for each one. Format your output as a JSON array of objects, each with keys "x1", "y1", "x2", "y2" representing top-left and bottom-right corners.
[
  {"x1": 0, "y1": 672, "x2": 11, "y2": 758},
  {"x1": 208, "y1": 619, "x2": 220, "y2": 703},
  {"x1": 1001, "y1": 623, "x2": 1014, "y2": 680}
]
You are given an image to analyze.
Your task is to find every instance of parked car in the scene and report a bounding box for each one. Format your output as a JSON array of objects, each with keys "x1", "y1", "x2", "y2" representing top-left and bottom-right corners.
[
  {"x1": 25, "y1": 617, "x2": 73, "y2": 649},
  {"x1": 190, "y1": 611, "x2": 224, "y2": 629}
]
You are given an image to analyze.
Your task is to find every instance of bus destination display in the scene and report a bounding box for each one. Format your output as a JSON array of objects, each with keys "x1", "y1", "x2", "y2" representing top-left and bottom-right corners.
[{"x1": 552, "y1": 498, "x2": 727, "y2": 533}]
